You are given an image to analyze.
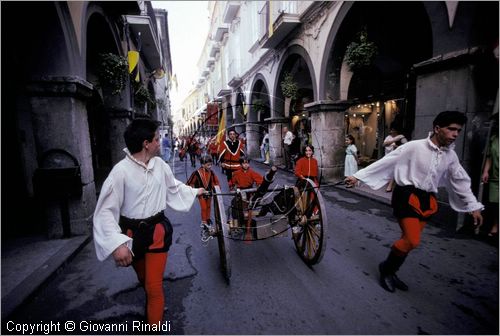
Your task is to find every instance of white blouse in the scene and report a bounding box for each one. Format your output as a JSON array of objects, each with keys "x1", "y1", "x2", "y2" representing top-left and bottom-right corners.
[
  {"x1": 93, "y1": 149, "x2": 201, "y2": 261},
  {"x1": 353, "y1": 135, "x2": 483, "y2": 213}
]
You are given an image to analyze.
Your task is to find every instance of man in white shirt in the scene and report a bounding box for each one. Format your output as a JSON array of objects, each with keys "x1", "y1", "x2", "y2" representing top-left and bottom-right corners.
[
  {"x1": 282, "y1": 126, "x2": 294, "y2": 170},
  {"x1": 345, "y1": 111, "x2": 483, "y2": 293},
  {"x1": 93, "y1": 118, "x2": 205, "y2": 323}
]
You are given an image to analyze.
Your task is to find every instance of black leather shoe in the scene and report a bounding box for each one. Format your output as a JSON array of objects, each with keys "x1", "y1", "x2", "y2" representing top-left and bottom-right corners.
[
  {"x1": 392, "y1": 274, "x2": 408, "y2": 291},
  {"x1": 379, "y1": 262, "x2": 396, "y2": 292}
]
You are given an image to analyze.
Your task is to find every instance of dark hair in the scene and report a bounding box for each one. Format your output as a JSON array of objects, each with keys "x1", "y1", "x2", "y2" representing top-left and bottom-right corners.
[
  {"x1": 227, "y1": 128, "x2": 237, "y2": 135},
  {"x1": 433, "y1": 111, "x2": 468, "y2": 128},
  {"x1": 302, "y1": 145, "x2": 315, "y2": 155},
  {"x1": 346, "y1": 134, "x2": 355, "y2": 145},
  {"x1": 124, "y1": 118, "x2": 160, "y2": 154},
  {"x1": 200, "y1": 155, "x2": 213, "y2": 164},
  {"x1": 239, "y1": 156, "x2": 250, "y2": 164}
]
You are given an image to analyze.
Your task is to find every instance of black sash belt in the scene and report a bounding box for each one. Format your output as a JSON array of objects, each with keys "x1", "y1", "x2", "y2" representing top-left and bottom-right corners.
[{"x1": 119, "y1": 211, "x2": 165, "y2": 230}]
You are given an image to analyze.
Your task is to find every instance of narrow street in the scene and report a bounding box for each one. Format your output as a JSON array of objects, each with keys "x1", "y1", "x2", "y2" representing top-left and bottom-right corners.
[{"x1": 5, "y1": 157, "x2": 498, "y2": 335}]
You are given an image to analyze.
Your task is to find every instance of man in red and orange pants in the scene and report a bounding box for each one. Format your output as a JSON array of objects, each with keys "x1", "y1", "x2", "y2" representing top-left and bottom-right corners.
[{"x1": 345, "y1": 111, "x2": 483, "y2": 293}]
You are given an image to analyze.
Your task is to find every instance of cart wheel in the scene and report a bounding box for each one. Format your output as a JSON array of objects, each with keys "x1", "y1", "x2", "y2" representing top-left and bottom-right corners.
[
  {"x1": 290, "y1": 178, "x2": 327, "y2": 265},
  {"x1": 213, "y1": 186, "x2": 231, "y2": 282}
]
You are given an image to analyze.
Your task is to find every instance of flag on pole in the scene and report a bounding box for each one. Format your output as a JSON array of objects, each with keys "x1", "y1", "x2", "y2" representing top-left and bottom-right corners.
[{"x1": 242, "y1": 100, "x2": 248, "y2": 116}]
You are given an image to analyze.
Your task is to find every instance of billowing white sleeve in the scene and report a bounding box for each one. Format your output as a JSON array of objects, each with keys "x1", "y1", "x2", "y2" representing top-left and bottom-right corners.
[
  {"x1": 443, "y1": 157, "x2": 484, "y2": 212},
  {"x1": 164, "y1": 164, "x2": 201, "y2": 212},
  {"x1": 353, "y1": 145, "x2": 403, "y2": 190},
  {"x1": 92, "y1": 176, "x2": 132, "y2": 261}
]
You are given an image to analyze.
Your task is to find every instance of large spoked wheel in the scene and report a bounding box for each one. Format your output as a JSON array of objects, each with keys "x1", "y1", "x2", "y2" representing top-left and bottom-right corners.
[
  {"x1": 291, "y1": 178, "x2": 327, "y2": 265},
  {"x1": 213, "y1": 186, "x2": 231, "y2": 282}
]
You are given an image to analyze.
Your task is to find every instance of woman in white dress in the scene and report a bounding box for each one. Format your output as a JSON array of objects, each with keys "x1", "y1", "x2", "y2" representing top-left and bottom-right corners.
[{"x1": 344, "y1": 134, "x2": 358, "y2": 185}]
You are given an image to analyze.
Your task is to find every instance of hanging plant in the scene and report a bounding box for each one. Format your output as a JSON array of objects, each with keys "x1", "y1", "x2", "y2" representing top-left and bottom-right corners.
[
  {"x1": 97, "y1": 53, "x2": 129, "y2": 95},
  {"x1": 344, "y1": 28, "x2": 378, "y2": 71},
  {"x1": 133, "y1": 83, "x2": 156, "y2": 110},
  {"x1": 280, "y1": 72, "x2": 299, "y2": 100},
  {"x1": 253, "y1": 99, "x2": 266, "y2": 113}
]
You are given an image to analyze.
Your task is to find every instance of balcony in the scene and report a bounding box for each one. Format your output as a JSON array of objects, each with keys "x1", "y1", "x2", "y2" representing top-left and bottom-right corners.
[
  {"x1": 202, "y1": 69, "x2": 209, "y2": 77},
  {"x1": 210, "y1": 43, "x2": 221, "y2": 57},
  {"x1": 125, "y1": 15, "x2": 161, "y2": 69},
  {"x1": 217, "y1": 89, "x2": 232, "y2": 100},
  {"x1": 206, "y1": 58, "x2": 215, "y2": 68},
  {"x1": 228, "y1": 76, "x2": 242, "y2": 88},
  {"x1": 261, "y1": 12, "x2": 301, "y2": 49},
  {"x1": 213, "y1": 24, "x2": 229, "y2": 42},
  {"x1": 223, "y1": 1, "x2": 241, "y2": 24}
]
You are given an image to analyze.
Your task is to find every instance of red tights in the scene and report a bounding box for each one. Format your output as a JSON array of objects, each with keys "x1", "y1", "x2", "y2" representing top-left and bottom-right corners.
[
  {"x1": 199, "y1": 196, "x2": 212, "y2": 222},
  {"x1": 392, "y1": 217, "x2": 427, "y2": 255},
  {"x1": 132, "y1": 252, "x2": 168, "y2": 324}
]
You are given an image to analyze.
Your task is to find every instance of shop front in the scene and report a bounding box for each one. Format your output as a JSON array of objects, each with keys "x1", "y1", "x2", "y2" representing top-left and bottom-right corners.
[{"x1": 345, "y1": 98, "x2": 408, "y2": 167}]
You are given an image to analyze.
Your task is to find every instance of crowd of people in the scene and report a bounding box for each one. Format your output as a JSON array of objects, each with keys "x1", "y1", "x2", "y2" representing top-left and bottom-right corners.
[{"x1": 91, "y1": 110, "x2": 496, "y2": 325}]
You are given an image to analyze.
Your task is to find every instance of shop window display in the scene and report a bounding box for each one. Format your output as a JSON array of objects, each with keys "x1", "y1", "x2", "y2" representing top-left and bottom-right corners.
[{"x1": 345, "y1": 99, "x2": 406, "y2": 167}]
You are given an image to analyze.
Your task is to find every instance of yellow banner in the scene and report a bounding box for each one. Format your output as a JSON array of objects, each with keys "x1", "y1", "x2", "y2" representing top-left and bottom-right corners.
[
  {"x1": 216, "y1": 108, "x2": 226, "y2": 144},
  {"x1": 268, "y1": 0, "x2": 274, "y2": 37},
  {"x1": 128, "y1": 50, "x2": 140, "y2": 82}
]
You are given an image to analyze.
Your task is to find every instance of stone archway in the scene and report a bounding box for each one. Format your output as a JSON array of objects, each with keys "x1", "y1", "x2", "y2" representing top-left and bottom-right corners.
[
  {"x1": 272, "y1": 46, "x2": 316, "y2": 168},
  {"x1": 3, "y1": 2, "x2": 95, "y2": 238},
  {"x1": 85, "y1": 6, "x2": 131, "y2": 172},
  {"x1": 248, "y1": 74, "x2": 271, "y2": 159}
]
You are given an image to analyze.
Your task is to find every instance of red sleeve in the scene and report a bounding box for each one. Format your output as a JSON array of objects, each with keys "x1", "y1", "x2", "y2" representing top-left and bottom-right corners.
[
  {"x1": 251, "y1": 169, "x2": 264, "y2": 186},
  {"x1": 212, "y1": 171, "x2": 220, "y2": 187},
  {"x1": 230, "y1": 170, "x2": 239, "y2": 189},
  {"x1": 186, "y1": 171, "x2": 198, "y2": 187},
  {"x1": 295, "y1": 159, "x2": 304, "y2": 179}
]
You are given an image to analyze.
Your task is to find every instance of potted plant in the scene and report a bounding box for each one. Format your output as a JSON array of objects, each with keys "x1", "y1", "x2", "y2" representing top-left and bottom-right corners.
[
  {"x1": 280, "y1": 72, "x2": 298, "y2": 117},
  {"x1": 133, "y1": 82, "x2": 156, "y2": 111},
  {"x1": 97, "y1": 53, "x2": 129, "y2": 95},
  {"x1": 344, "y1": 28, "x2": 378, "y2": 72}
]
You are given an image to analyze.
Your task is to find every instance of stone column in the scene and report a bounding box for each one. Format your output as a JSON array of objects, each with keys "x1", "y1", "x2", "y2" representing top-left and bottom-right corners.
[
  {"x1": 265, "y1": 118, "x2": 288, "y2": 166},
  {"x1": 245, "y1": 123, "x2": 260, "y2": 159},
  {"x1": 305, "y1": 100, "x2": 351, "y2": 183},
  {"x1": 106, "y1": 109, "x2": 133, "y2": 165},
  {"x1": 102, "y1": 79, "x2": 133, "y2": 165},
  {"x1": 26, "y1": 76, "x2": 95, "y2": 238}
]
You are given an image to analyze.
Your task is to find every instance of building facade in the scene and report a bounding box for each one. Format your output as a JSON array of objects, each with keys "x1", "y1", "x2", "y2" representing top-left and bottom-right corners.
[
  {"x1": 2, "y1": 1, "x2": 173, "y2": 239},
  {"x1": 180, "y1": 0, "x2": 498, "y2": 226}
]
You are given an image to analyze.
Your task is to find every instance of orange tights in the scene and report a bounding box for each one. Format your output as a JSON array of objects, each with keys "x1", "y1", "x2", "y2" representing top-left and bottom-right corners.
[
  {"x1": 132, "y1": 252, "x2": 168, "y2": 324},
  {"x1": 392, "y1": 217, "x2": 427, "y2": 255}
]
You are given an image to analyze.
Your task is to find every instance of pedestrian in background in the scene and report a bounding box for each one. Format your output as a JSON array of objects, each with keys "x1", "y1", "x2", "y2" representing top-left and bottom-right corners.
[
  {"x1": 345, "y1": 111, "x2": 483, "y2": 293},
  {"x1": 481, "y1": 118, "x2": 499, "y2": 237},
  {"x1": 344, "y1": 134, "x2": 358, "y2": 185},
  {"x1": 260, "y1": 130, "x2": 269, "y2": 161},
  {"x1": 93, "y1": 118, "x2": 205, "y2": 324},
  {"x1": 161, "y1": 133, "x2": 171, "y2": 162},
  {"x1": 282, "y1": 126, "x2": 294, "y2": 170},
  {"x1": 208, "y1": 139, "x2": 219, "y2": 166},
  {"x1": 383, "y1": 126, "x2": 408, "y2": 192},
  {"x1": 263, "y1": 138, "x2": 270, "y2": 164}
]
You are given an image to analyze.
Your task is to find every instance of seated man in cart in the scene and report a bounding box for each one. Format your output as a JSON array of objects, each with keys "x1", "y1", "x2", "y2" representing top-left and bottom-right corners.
[{"x1": 230, "y1": 156, "x2": 263, "y2": 191}]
